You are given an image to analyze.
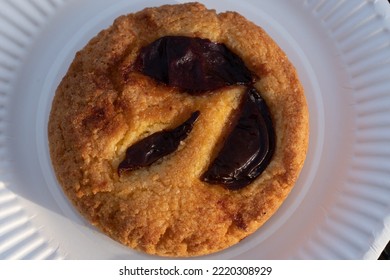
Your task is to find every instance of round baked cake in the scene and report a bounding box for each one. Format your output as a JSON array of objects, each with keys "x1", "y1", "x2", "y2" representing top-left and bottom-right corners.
[{"x1": 48, "y1": 2, "x2": 309, "y2": 257}]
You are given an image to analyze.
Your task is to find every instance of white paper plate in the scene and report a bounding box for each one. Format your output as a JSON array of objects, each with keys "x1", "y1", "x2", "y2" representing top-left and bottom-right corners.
[{"x1": 1, "y1": 0, "x2": 390, "y2": 259}]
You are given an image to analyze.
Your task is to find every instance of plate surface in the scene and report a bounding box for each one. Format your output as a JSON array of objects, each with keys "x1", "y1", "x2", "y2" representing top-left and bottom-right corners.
[{"x1": 1, "y1": 0, "x2": 390, "y2": 259}]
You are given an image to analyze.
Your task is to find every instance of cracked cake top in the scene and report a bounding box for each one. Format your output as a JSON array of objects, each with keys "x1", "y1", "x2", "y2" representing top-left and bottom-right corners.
[{"x1": 48, "y1": 2, "x2": 309, "y2": 257}]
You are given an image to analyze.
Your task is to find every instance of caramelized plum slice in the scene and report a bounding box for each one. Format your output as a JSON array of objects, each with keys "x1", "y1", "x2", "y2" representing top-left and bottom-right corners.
[
  {"x1": 134, "y1": 36, "x2": 253, "y2": 93},
  {"x1": 118, "y1": 111, "x2": 200, "y2": 174},
  {"x1": 130, "y1": 36, "x2": 275, "y2": 189},
  {"x1": 202, "y1": 88, "x2": 275, "y2": 190}
]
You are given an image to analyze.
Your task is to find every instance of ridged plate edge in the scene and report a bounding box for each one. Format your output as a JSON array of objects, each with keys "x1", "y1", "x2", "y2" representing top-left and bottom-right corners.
[
  {"x1": 0, "y1": 0, "x2": 66, "y2": 260},
  {"x1": 300, "y1": 0, "x2": 390, "y2": 259}
]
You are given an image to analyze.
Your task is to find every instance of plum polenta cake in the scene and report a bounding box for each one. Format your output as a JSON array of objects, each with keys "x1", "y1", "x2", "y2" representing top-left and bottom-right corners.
[{"x1": 48, "y1": 2, "x2": 309, "y2": 257}]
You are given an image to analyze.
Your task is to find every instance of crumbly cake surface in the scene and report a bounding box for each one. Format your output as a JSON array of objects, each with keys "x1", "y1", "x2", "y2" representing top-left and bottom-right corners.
[{"x1": 48, "y1": 2, "x2": 309, "y2": 257}]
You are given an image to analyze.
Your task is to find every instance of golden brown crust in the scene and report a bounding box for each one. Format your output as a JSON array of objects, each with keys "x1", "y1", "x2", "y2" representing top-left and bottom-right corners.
[{"x1": 48, "y1": 2, "x2": 309, "y2": 256}]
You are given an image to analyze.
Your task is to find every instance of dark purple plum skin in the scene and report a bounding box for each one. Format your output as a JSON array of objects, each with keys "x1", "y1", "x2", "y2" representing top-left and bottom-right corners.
[
  {"x1": 118, "y1": 111, "x2": 200, "y2": 174},
  {"x1": 134, "y1": 36, "x2": 253, "y2": 93},
  {"x1": 202, "y1": 88, "x2": 275, "y2": 190}
]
